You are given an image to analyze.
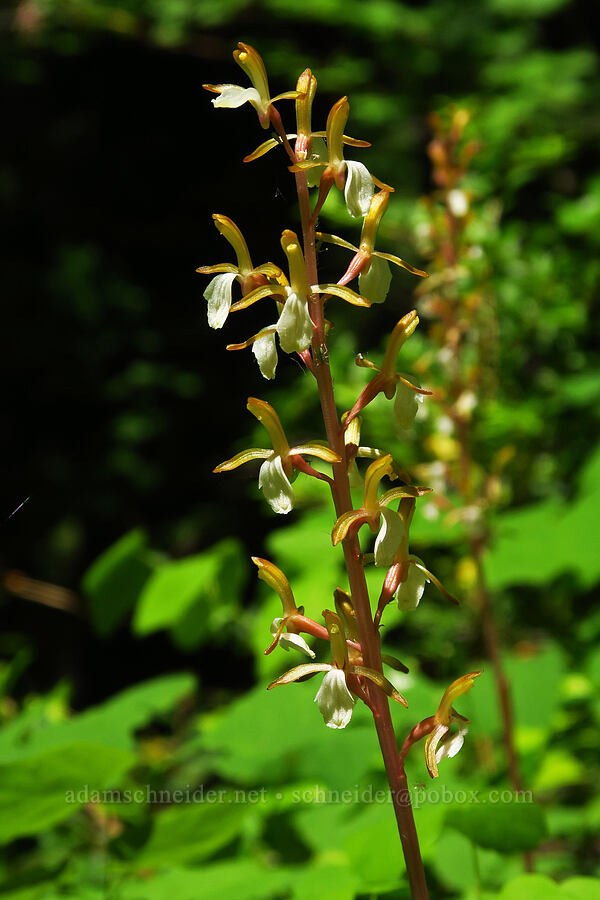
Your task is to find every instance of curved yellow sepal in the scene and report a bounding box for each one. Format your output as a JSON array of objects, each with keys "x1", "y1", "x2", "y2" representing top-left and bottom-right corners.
[
  {"x1": 379, "y1": 485, "x2": 432, "y2": 506},
  {"x1": 212, "y1": 214, "x2": 254, "y2": 274},
  {"x1": 247, "y1": 397, "x2": 290, "y2": 456},
  {"x1": 374, "y1": 250, "x2": 428, "y2": 278},
  {"x1": 289, "y1": 442, "x2": 341, "y2": 464},
  {"x1": 243, "y1": 138, "x2": 280, "y2": 163},
  {"x1": 332, "y1": 508, "x2": 373, "y2": 546},
  {"x1": 196, "y1": 263, "x2": 238, "y2": 275},
  {"x1": 363, "y1": 454, "x2": 394, "y2": 512},
  {"x1": 268, "y1": 662, "x2": 332, "y2": 688},
  {"x1": 437, "y1": 671, "x2": 482, "y2": 724},
  {"x1": 315, "y1": 232, "x2": 358, "y2": 253},
  {"x1": 315, "y1": 284, "x2": 371, "y2": 308},
  {"x1": 230, "y1": 283, "x2": 286, "y2": 312},
  {"x1": 213, "y1": 447, "x2": 272, "y2": 472},
  {"x1": 252, "y1": 556, "x2": 296, "y2": 615}
]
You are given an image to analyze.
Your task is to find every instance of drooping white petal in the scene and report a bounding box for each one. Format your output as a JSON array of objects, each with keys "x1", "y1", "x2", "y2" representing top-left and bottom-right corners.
[
  {"x1": 374, "y1": 508, "x2": 405, "y2": 568},
  {"x1": 212, "y1": 85, "x2": 263, "y2": 110},
  {"x1": 396, "y1": 558, "x2": 428, "y2": 610},
  {"x1": 258, "y1": 454, "x2": 294, "y2": 514},
  {"x1": 344, "y1": 160, "x2": 375, "y2": 218},
  {"x1": 306, "y1": 137, "x2": 327, "y2": 188},
  {"x1": 435, "y1": 725, "x2": 468, "y2": 763},
  {"x1": 203, "y1": 272, "x2": 237, "y2": 329},
  {"x1": 253, "y1": 332, "x2": 278, "y2": 379},
  {"x1": 314, "y1": 668, "x2": 356, "y2": 729},
  {"x1": 393, "y1": 377, "x2": 420, "y2": 430},
  {"x1": 270, "y1": 619, "x2": 316, "y2": 658},
  {"x1": 358, "y1": 256, "x2": 392, "y2": 304},
  {"x1": 276, "y1": 291, "x2": 313, "y2": 354}
]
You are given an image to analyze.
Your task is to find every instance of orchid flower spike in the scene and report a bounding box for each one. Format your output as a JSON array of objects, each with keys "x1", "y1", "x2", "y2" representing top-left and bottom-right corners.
[
  {"x1": 252, "y1": 557, "x2": 317, "y2": 658},
  {"x1": 332, "y1": 454, "x2": 431, "y2": 567},
  {"x1": 213, "y1": 397, "x2": 341, "y2": 514},
  {"x1": 226, "y1": 230, "x2": 372, "y2": 378},
  {"x1": 424, "y1": 672, "x2": 482, "y2": 778},
  {"x1": 290, "y1": 96, "x2": 393, "y2": 218},
  {"x1": 345, "y1": 310, "x2": 432, "y2": 429},
  {"x1": 268, "y1": 610, "x2": 407, "y2": 729},
  {"x1": 196, "y1": 214, "x2": 283, "y2": 329},
  {"x1": 316, "y1": 190, "x2": 427, "y2": 304},
  {"x1": 203, "y1": 42, "x2": 302, "y2": 130}
]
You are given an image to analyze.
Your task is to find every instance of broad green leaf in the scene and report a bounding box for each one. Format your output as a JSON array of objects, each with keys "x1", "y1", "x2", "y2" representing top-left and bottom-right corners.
[
  {"x1": 134, "y1": 795, "x2": 249, "y2": 867},
  {"x1": 533, "y1": 749, "x2": 585, "y2": 792},
  {"x1": 289, "y1": 860, "x2": 358, "y2": 900},
  {"x1": 485, "y1": 446, "x2": 600, "y2": 590},
  {"x1": 500, "y1": 874, "x2": 563, "y2": 899},
  {"x1": 0, "y1": 674, "x2": 195, "y2": 764},
  {"x1": 82, "y1": 529, "x2": 156, "y2": 635},
  {"x1": 0, "y1": 743, "x2": 133, "y2": 842},
  {"x1": 561, "y1": 878, "x2": 600, "y2": 900},
  {"x1": 121, "y1": 860, "x2": 292, "y2": 900},
  {"x1": 446, "y1": 792, "x2": 547, "y2": 853},
  {"x1": 133, "y1": 538, "x2": 245, "y2": 645}
]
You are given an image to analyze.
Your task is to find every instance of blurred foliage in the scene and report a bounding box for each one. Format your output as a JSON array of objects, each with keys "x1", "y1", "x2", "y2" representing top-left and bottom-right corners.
[{"x1": 1, "y1": 0, "x2": 599, "y2": 896}]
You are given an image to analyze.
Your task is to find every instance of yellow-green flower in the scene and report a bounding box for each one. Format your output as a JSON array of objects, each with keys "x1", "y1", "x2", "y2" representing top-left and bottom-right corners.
[
  {"x1": 203, "y1": 43, "x2": 301, "y2": 130},
  {"x1": 214, "y1": 398, "x2": 340, "y2": 514},
  {"x1": 424, "y1": 672, "x2": 481, "y2": 778}
]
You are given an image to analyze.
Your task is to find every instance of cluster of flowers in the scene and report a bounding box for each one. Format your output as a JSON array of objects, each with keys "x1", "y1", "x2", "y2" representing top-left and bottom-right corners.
[{"x1": 199, "y1": 43, "x2": 479, "y2": 777}]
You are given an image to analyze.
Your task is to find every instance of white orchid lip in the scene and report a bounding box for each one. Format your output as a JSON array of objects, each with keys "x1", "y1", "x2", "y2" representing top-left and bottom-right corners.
[
  {"x1": 204, "y1": 272, "x2": 238, "y2": 329},
  {"x1": 258, "y1": 454, "x2": 295, "y2": 514},
  {"x1": 374, "y1": 507, "x2": 405, "y2": 568},
  {"x1": 211, "y1": 85, "x2": 266, "y2": 115},
  {"x1": 253, "y1": 331, "x2": 278, "y2": 380},
  {"x1": 344, "y1": 160, "x2": 375, "y2": 218},
  {"x1": 276, "y1": 290, "x2": 314, "y2": 354},
  {"x1": 270, "y1": 618, "x2": 315, "y2": 658},
  {"x1": 396, "y1": 557, "x2": 428, "y2": 610},
  {"x1": 314, "y1": 668, "x2": 356, "y2": 729}
]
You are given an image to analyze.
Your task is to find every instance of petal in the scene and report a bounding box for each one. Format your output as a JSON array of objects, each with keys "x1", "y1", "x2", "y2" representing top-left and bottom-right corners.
[
  {"x1": 315, "y1": 284, "x2": 371, "y2": 308},
  {"x1": 280, "y1": 631, "x2": 316, "y2": 658},
  {"x1": 314, "y1": 668, "x2": 356, "y2": 729},
  {"x1": 425, "y1": 721, "x2": 449, "y2": 778},
  {"x1": 374, "y1": 508, "x2": 405, "y2": 568},
  {"x1": 396, "y1": 560, "x2": 428, "y2": 611},
  {"x1": 196, "y1": 263, "x2": 238, "y2": 275},
  {"x1": 394, "y1": 379, "x2": 420, "y2": 430},
  {"x1": 213, "y1": 447, "x2": 272, "y2": 472},
  {"x1": 276, "y1": 291, "x2": 314, "y2": 354},
  {"x1": 253, "y1": 332, "x2": 278, "y2": 379},
  {"x1": 230, "y1": 283, "x2": 286, "y2": 312},
  {"x1": 358, "y1": 257, "x2": 392, "y2": 304},
  {"x1": 331, "y1": 508, "x2": 372, "y2": 545},
  {"x1": 243, "y1": 137, "x2": 280, "y2": 163},
  {"x1": 258, "y1": 454, "x2": 295, "y2": 514},
  {"x1": 436, "y1": 725, "x2": 468, "y2": 763},
  {"x1": 268, "y1": 662, "x2": 332, "y2": 688},
  {"x1": 315, "y1": 231, "x2": 358, "y2": 253},
  {"x1": 344, "y1": 160, "x2": 375, "y2": 218},
  {"x1": 203, "y1": 272, "x2": 237, "y2": 329},
  {"x1": 289, "y1": 442, "x2": 341, "y2": 464},
  {"x1": 212, "y1": 85, "x2": 262, "y2": 110},
  {"x1": 373, "y1": 249, "x2": 427, "y2": 278}
]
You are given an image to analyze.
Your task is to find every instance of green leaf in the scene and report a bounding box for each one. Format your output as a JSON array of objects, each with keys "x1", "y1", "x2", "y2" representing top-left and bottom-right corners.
[
  {"x1": 289, "y1": 861, "x2": 358, "y2": 900},
  {"x1": 134, "y1": 796, "x2": 250, "y2": 867},
  {"x1": 82, "y1": 528, "x2": 155, "y2": 635},
  {"x1": 500, "y1": 874, "x2": 563, "y2": 899},
  {"x1": 561, "y1": 878, "x2": 600, "y2": 900},
  {"x1": 133, "y1": 539, "x2": 245, "y2": 645},
  {"x1": 0, "y1": 743, "x2": 133, "y2": 843},
  {"x1": 484, "y1": 445, "x2": 600, "y2": 590},
  {"x1": 121, "y1": 860, "x2": 292, "y2": 900},
  {"x1": 446, "y1": 792, "x2": 547, "y2": 853},
  {"x1": 0, "y1": 674, "x2": 195, "y2": 764}
]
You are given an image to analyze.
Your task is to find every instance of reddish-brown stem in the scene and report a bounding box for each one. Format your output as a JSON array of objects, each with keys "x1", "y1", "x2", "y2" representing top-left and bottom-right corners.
[{"x1": 294, "y1": 163, "x2": 429, "y2": 899}]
